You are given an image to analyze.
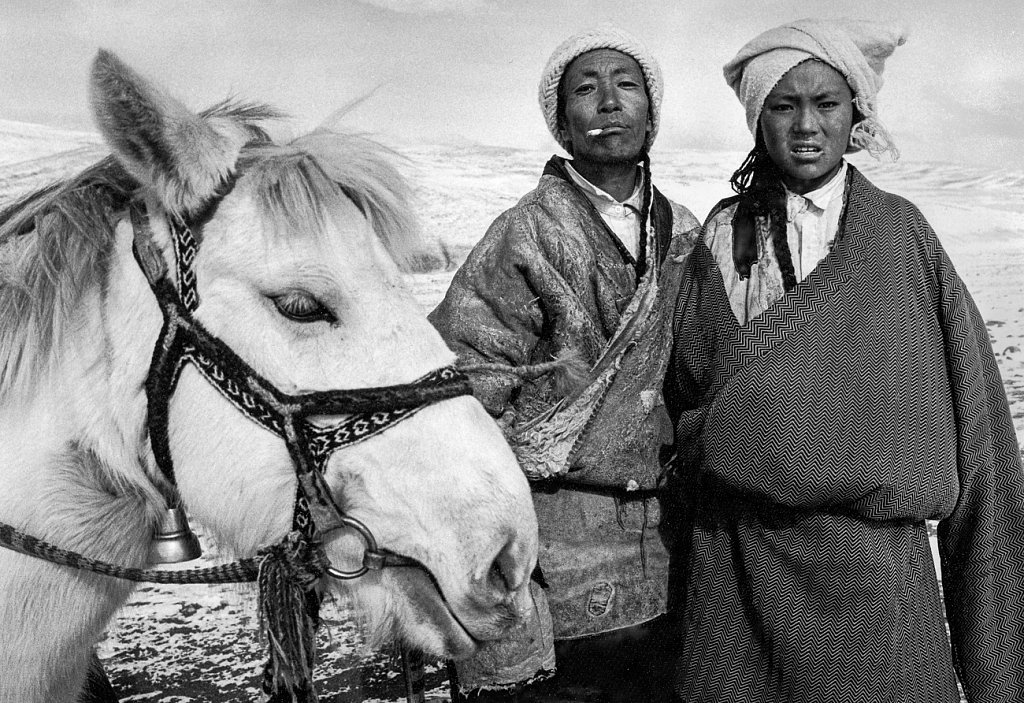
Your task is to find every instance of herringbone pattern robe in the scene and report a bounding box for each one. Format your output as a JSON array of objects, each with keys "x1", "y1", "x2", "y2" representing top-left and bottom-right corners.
[{"x1": 665, "y1": 167, "x2": 1024, "y2": 703}]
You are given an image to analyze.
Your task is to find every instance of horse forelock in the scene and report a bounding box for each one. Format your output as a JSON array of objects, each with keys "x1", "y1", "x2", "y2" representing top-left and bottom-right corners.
[
  {"x1": 0, "y1": 103, "x2": 422, "y2": 402},
  {"x1": 239, "y1": 131, "x2": 424, "y2": 272}
]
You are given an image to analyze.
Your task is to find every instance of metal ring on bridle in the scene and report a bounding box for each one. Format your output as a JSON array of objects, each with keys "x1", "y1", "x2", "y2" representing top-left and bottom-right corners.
[{"x1": 322, "y1": 516, "x2": 380, "y2": 580}]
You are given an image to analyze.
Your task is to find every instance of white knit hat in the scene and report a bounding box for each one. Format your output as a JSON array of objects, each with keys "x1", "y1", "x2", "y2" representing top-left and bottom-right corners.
[
  {"x1": 723, "y1": 18, "x2": 908, "y2": 158},
  {"x1": 538, "y1": 25, "x2": 663, "y2": 152}
]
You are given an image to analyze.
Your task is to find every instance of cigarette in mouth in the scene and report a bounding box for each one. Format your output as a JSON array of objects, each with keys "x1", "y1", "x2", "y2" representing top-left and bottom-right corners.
[{"x1": 586, "y1": 128, "x2": 604, "y2": 137}]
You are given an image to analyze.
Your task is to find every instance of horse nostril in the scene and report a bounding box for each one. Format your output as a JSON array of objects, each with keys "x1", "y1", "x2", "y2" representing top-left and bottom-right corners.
[
  {"x1": 488, "y1": 559, "x2": 509, "y2": 592},
  {"x1": 487, "y1": 540, "x2": 526, "y2": 594}
]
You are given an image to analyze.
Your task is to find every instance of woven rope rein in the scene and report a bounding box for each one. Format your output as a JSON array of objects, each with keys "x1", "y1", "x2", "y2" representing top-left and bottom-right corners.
[
  {"x1": 460, "y1": 357, "x2": 578, "y2": 383},
  {"x1": 0, "y1": 520, "x2": 259, "y2": 584}
]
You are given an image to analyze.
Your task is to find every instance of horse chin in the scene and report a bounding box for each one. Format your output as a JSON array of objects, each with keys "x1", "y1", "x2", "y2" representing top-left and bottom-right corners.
[{"x1": 335, "y1": 569, "x2": 486, "y2": 660}]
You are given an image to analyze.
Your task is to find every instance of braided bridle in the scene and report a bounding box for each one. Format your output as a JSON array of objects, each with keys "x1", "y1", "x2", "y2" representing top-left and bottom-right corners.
[{"x1": 0, "y1": 175, "x2": 474, "y2": 702}]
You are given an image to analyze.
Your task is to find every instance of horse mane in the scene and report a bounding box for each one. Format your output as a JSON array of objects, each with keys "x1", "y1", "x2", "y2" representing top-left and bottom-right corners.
[{"x1": 0, "y1": 100, "x2": 423, "y2": 401}]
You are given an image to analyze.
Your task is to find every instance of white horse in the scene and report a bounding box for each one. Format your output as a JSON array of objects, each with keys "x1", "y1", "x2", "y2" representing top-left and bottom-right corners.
[{"x1": 0, "y1": 50, "x2": 537, "y2": 702}]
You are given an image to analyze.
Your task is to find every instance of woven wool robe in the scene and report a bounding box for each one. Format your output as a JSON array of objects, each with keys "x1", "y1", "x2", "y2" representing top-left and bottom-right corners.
[
  {"x1": 430, "y1": 156, "x2": 699, "y2": 643},
  {"x1": 665, "y1": 166, "x2": 1024, "y2": 703}
]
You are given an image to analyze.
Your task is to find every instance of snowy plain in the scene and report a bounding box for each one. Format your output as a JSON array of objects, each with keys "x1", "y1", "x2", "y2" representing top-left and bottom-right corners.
[{"x1": 1, "y1": 118, "x2": 1021, "y2": 701}]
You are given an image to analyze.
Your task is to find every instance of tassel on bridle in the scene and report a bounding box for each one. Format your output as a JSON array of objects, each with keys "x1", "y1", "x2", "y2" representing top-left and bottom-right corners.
[{"x1": 258, "y1": 532, "x2": 330, "y2": 702}]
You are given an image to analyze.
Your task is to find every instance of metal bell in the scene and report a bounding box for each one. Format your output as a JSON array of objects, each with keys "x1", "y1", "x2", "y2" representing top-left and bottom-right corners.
[{"x1": 148, "y1": 506, "x2": 202, "y2": 564}]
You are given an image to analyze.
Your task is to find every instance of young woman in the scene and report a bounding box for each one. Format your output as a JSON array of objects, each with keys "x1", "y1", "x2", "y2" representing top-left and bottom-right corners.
[{"x1": 665, "y1": 18, "x2": 1024, "y2": 703}]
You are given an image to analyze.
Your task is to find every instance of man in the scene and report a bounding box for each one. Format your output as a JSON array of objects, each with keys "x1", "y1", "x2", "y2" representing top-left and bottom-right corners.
[{"x1": 430, "y1": 26, "x2": 700, "y2": 702}]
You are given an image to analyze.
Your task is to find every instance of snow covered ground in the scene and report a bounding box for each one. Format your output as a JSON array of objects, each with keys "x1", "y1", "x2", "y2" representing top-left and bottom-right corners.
[{"x1": 1, "y1": 120, "x2": 1020, "y2": 701}]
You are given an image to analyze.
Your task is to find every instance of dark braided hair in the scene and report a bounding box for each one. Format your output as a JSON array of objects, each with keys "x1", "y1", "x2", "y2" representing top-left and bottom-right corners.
[
  {"x1": 635, "y1": 150, "x2": 654, "y2": 278},
  {"x1": 728, "y1": 130, "x2": 797, "y2": 291}
]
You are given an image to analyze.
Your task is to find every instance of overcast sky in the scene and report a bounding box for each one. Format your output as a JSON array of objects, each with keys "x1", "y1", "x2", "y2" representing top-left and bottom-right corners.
[{"x1": 1, "y1": 0, "x2": 1022, "y2": 170}]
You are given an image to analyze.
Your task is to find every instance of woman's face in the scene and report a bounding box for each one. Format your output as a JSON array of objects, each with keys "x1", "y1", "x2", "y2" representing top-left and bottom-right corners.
[{"x1": 760, "y1": 60, "x2": 854, "y2": 195}]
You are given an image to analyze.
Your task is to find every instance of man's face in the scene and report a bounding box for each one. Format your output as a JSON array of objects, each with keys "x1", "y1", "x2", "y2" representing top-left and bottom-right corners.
[
  {"x1": 760, "y1": 59, "x2": 854, "y2": 195},
  {"x1": 558, "y1": 49, "x2": 651, "y2": 165}
]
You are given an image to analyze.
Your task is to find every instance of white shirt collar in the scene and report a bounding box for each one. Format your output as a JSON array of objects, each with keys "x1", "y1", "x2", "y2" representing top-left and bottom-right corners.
[{"x1": 564, "y1": 161, "x2": 644, "y2": 213}]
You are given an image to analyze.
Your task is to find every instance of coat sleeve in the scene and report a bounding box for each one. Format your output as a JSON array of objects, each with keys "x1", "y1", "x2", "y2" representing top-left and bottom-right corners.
[
  {"x1": 428, "y1": 208, "x2": 547, "y2": 417},
  {"x1": 928, "y1": 211, "x2": 1024, "y2": 703}
]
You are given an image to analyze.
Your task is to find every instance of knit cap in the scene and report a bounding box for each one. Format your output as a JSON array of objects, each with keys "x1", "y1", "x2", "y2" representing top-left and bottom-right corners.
[
  {"x1": 538, "y1": 26, "x2": 664, "y2": 152},
  {"x1": 723, "y1": 18, "x2": 908, "y2": 157}
]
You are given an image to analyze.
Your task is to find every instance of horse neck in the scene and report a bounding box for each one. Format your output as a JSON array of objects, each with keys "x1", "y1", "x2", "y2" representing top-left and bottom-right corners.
[
  {"x1": 0, "y1": 214, "x2": 166, "y2": 543},
  {"x1": 0, "y1": 216, "x2": 167, "y2": 702}
]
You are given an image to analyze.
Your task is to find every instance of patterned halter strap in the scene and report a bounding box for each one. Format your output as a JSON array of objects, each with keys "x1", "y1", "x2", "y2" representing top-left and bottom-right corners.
[
  {"x1": 128, "y1": 184, "x2": 472, "y2": 702},
  {"x1": 129, "y1": 197, "x2": 471, "y2": 555}
]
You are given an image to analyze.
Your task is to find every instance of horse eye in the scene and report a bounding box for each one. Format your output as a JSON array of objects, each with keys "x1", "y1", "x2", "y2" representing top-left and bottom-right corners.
[{"x1": 271, "y1": 291, "x2": 336, "y2": 324}]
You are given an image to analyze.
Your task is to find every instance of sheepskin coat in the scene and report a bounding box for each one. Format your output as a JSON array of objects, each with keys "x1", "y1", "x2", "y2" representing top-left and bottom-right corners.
[{"x1": 430, "y1": 155, "x2": 699, "y2": 641}]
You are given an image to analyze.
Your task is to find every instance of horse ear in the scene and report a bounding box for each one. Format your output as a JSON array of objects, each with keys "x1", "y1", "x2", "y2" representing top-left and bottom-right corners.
[{"x1": 89, "y1": 49, "x2": 249, "y2": 215}]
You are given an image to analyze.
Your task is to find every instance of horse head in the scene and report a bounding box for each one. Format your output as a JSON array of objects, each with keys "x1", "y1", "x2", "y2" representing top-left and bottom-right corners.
[
  {"x1": 0, "y1": 49, "x2": 537, "y2": 700},
  {"x1": 92, "y1": 48, "x2": 541, "y2": 655}
]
